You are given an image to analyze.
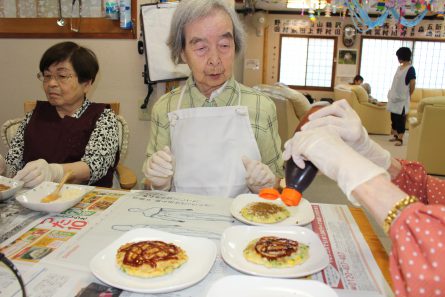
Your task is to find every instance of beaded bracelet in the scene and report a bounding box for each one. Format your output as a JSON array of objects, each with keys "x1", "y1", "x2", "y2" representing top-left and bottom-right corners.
[{"x1": 383, "y1": 195, "x2": 419, "y2": 234}]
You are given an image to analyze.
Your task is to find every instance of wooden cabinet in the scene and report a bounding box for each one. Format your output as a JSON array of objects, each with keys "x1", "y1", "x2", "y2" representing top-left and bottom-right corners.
[{"x1": 0, "y1": 0, "x2": 137, "y2": 39}]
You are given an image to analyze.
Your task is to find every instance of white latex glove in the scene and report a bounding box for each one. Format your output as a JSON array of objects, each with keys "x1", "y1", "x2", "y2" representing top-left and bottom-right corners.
[
  {"x1": 301, "y1": 99, "x2": 391, "y2": 170},
  {"x1": 242, "y1": 156, "x2": 275, "y2": 193},
  {"x1": 14, "y1": 159, "x2": 64, "y2": 188},
  {"x1": 143, "y1": 146, "x2": 174, "y2": 191},
  {"x1": 0, "y1": 154, "x2": 6, "y2": 176},
  {"x1": 283, "y1": 127, "x2": 389, "y2": 206}
]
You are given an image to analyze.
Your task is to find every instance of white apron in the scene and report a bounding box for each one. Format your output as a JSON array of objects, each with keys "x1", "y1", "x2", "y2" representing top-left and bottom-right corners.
[
  {"x1": 167, "y1": 82, "x2": 261, "y2": 198},
  {"x1": 387, "y1": 65, "x2": 412, "y2": 115}
]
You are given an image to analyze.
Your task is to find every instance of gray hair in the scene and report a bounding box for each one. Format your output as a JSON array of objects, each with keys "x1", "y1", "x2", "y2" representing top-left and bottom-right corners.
[
  {"x1": 361, "y1": 83, "x2": 371, "y2": 95},
  {"x1": 167, "y1": 0, "x2": 245, "y2": 64}
]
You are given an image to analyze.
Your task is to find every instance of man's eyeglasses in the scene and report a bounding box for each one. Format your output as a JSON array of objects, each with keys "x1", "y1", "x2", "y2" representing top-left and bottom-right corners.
[
  {"x1": 0, "y1": 253, "x2": 26, "y2": 297},
  {"x1": 37, "y1": 72, "x2": 75, "y2": 83}
]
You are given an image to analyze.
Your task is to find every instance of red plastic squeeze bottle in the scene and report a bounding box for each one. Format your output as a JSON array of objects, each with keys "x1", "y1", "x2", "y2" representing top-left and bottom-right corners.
[{"x1": 281, "y1": 102, "x2": 330, "y2": 206}]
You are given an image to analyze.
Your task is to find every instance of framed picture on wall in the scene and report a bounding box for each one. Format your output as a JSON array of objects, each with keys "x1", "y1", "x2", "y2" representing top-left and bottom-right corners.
[{"x1": 338, "y1": 49, "x2": 357, "y2": 65}]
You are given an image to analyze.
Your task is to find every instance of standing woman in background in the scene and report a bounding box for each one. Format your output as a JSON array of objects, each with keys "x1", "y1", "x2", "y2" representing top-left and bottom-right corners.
[{"x1": 387, "y1": 47, "x2": 416, "y2": 146}]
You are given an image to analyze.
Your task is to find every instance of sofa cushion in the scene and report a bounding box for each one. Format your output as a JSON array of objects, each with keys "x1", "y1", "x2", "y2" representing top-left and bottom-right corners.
[
  {"x1": 335, "y1": 84, "x2": 352, "y2": 91},
  {"x1": 415, "y1": 96, "x2": 445, "y2": 125},
  {"x1": 286, "y1": 92, "x2": 311, "y2": 118},
  {"x1": 253, "y1": 84, "x2": 286, "y2": 99},
  {"x1": 408, "y1": 88, "x2": 445, "y2": 121},
  {"x1": 410, "y1": 88, "x2": 423, "y2": 104},
  {"x1": 351, "y1": 85, "x2": 369, "y2": 103},
  {"x1": 410, "y1": 88, "x2": 445, "y2": 110},
  {"x1": 253, "y1": 84, "x2": 310, "y2": 118},
  {"x1": 422, "y1": 88, "x2": 445, "y2": 98}
]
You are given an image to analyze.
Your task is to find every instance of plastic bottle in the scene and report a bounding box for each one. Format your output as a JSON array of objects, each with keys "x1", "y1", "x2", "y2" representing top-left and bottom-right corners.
[
  {"x1": 105, "y1": 0, "x2": 119, "y2": 20},
  {"x1": 119, "y1": 0, "x2": 132, "y2": 29},
  {"x1": 281, "y1": 102, "x2": 330, "y2": 206}
]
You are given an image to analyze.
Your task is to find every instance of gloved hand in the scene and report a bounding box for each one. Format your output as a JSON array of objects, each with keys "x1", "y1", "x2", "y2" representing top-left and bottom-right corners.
[
  {"x1": 143, "y1": 146, "x2": 174, "y2": 191},
  {"x1": 242, "y1": 156, "x2": 276, "y2": 193},
  {"x1": 14, "y1": 159, "x2": 64, "y2": 188},
  {"x1": 283, "y1": 127, "x2": 388, "y2": 206},
  {"x1": 0, "y1": 154, "x2": 6, "y2": 176},
  {"x1": 301, "y1": 99, "x2": 391, "y2": 170}
]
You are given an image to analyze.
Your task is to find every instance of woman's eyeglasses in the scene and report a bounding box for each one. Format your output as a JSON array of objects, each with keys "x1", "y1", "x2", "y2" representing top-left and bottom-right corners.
[
  {"x1": 37, "y1": 72, "x2": 75, "y2": 83},
  {"x1": 0, "y1": 253, "x2": 26, "y2": 297}
]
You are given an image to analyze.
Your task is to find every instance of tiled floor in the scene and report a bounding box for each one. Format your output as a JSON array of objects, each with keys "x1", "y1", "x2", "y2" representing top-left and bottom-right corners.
[{"x1": 303, "y1": 132, "x2": 410, "y2": 254}]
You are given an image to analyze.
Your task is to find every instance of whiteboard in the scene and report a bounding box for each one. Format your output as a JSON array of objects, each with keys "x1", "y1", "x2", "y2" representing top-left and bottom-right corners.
[{"x1": 141, "y1": 3, "x2": 190, "y2": 82}]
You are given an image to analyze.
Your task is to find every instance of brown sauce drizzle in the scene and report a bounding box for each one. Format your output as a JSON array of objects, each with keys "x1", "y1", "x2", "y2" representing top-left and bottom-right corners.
[
  {"x1": 247, "y1": 202, "x2": 284, "y2": 217},
  {"x1": 0, "y1": 184, "x2": 11, "y2": 191},
  {"x1": 254, "y1": 236, "x2": 299, "y2": 260},
  {"x1": 118, "y1": 240, "x2": 181, "y2": 268}
]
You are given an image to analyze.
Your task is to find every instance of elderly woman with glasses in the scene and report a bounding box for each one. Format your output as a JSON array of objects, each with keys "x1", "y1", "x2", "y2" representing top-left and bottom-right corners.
[
  {"x1": 0, "y1": 41, "x2": 119, "y2": 188},
  {"x1": 142, "y1": 0, "x2": 283, "y2": 197}
]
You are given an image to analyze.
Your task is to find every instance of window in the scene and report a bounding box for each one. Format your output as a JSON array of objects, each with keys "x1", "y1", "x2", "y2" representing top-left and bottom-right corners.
[
  {"x1": 360, "y1": 38, "x2": 445, "y2": 101},
  {"x1": 413, "y1": 41, "x2": 445, "y2": 89},
  {"x1": 279, "y1": 36, "x2": 336, "y2": 89}
]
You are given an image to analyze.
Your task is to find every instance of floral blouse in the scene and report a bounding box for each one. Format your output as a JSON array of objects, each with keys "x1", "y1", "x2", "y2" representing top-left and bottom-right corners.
[
  {"x1": 5, "y1": 99, "x2": 119, "y2": 185},
  {"x1": 389, "y1": 160, "x2": 445, "y2": 297}
]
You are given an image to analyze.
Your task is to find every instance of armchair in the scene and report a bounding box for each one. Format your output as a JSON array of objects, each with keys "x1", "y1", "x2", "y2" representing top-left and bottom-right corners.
[
  {"x1": 253, "y1": 84, "x2": 310, "y2": 146},
  {"x1": 406, "y1": 96, "x2": 445, "y2": 175},
  {"x1": 1, "y1": 101, "x2": 137, "y2": 189},
  {"x1": 407, "y1": 88, "x2": 445, "y2": 129},
  {"x1": 334, "y1": 85, "x2": 391, "y2": 135}
]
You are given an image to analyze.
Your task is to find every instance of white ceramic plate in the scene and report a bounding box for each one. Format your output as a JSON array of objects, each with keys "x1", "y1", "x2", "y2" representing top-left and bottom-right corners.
[
  {"x1": 231, "y1": 194, "x2": 315, "y2": 226},
  {"x1": 90, "y1": 228, "x2": 217, "y2": 293},
  {"x1": 206, "y1": 275, "x2": 338, "y2": 297},
  {"x1": 0, "y1": 176, "x2": 24, "y2": 201},
  {"x1": 220, "y1": 225, "x2": 329, "y2": 278},
  {"x1": 15, "y1": 181, "x2": 93, "y2": 213}
]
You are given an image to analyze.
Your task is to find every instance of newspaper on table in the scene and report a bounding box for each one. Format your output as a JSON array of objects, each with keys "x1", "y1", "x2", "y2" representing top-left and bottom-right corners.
[
  {"x1": 0, "y1": 188, "x2": 128, "y2": 295},
  {"x1": 0, "y1": 190, "x2": 393, "y2": 297},
  {"x1": 0, "y1": 195, "x2": 46, "y2": 243}
]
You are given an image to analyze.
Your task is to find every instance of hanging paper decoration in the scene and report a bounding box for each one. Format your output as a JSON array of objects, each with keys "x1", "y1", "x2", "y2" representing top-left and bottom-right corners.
[
  {"x1": 344, "y1": 0, "x2": 434, "y2": 32},
  {"x1": 377, "y1": 0, "x2": 386, "y2": 11},
  {"x1": 309, "y1": 9, "x2": 316, "y2": 21},
  {"x1": 325, "y1": 3, "x2": 332, "y2": 16}
]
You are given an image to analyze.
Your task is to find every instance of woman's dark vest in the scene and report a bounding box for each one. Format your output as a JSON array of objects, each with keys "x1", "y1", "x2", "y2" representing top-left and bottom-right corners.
[{"x1": 23, "y1": 101, "x2": 119, "y2": 187}]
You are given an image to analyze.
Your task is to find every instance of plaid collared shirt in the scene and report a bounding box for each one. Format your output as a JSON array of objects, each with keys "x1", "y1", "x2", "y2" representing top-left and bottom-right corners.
[{"x1": 144, "y1": 76, "x2": 284, "y2": 178}]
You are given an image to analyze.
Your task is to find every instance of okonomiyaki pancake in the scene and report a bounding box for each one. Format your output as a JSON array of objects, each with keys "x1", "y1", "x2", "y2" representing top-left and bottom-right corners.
[
  {"x1": 116, "y1": 240, "x2": 188, "y2": 278},
  {"x1": 240, "y1": 202, "x2": 290, "y2": 224},
  {"x1": 243, "y1": 236, "x2": 309, "y2": 268},
  {"x1": 0, "y1": 183, "x2": 11, "y2": 191}
]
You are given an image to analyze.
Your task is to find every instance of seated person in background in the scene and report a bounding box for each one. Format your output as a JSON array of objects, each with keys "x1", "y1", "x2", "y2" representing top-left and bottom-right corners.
[
  {"x1": 142, "y1": 0, "x2": 283, "y2": 197},
  {"x1": 350, "y1": 75, "x2": 363, "y2": 85},
  {"x1": 361, "y1": 82, "x2": 372, "y2": 97},
  {"x1": 0, "y1": 41, "x2": 119, "y2": 188},
  {"x1": 361, "y1": 83, "x2": 385, "y2": 106},
  {"x1": 284, "y1": 99, "x2": 445, "y2": 297}
]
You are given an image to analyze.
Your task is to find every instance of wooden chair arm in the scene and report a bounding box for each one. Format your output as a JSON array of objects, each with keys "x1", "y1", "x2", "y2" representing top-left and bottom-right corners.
[{"x1": 116, "y1": 163, "x2": 137, "y2": 190}]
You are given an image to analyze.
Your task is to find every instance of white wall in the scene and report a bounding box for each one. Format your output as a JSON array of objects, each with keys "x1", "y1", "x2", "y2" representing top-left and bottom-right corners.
[{"x1": 0, "y1": 39, "x2": 153, "y2": 186}]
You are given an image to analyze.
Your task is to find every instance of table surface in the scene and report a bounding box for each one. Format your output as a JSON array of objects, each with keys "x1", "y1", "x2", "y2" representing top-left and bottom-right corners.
[
  {"x1": 349, "y1": 206, "x2": 391, "y2": 287},
  {"x1": 1, "y1": 190, "x2": 392, "y2": 296}
]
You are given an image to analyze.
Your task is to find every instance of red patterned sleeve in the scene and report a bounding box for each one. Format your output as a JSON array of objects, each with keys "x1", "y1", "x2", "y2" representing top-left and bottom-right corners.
[
  {"x1": 392, "y1": 160, "x2": 445, "y2": 205},
  {"x1": 389, "y1": 203, "x2": 445, "y2": 297}
]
